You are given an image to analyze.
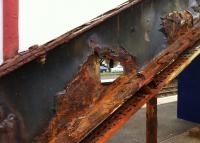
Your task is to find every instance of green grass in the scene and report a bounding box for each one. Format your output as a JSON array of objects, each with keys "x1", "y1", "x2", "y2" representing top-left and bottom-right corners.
[{"x1": 100, "y1": 72, "x2": 123, "y2": 76}]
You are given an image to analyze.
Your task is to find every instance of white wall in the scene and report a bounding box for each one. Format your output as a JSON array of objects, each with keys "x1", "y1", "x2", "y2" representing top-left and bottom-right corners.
[
  {"x1": 0, "y1": 0, "x2": 3, "y2": 64},
  {"x1": 18, "y1": 0, "x2": 126, "y2": 52}
]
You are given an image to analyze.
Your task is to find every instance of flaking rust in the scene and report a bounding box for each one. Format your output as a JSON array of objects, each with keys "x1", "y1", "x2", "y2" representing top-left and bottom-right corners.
[
  {"x1": 1, "y1": 1, "x2": 200, "y2": 143},
  {"x1": 0, "y1": 105, "x2": 18, "y2": 143},
  {"x1": 161, "y1": 1, "x2": 200, "y2": 44},
  {"x1": 6, "y1": 3, "x2": 200, "y2": 142},
  {"x1": 81, "y1": 45, "x2": 200, "y2": 143},
  {"x1": 37, "y1": 38, "x2": 140, "y2": 143},
  {"x1": 161, "y1": 10, "x2": 193, "y2": 43},
  {"x1": 88, "y1": 35, "x2": 138, "y2": 73},
  {"x1": 36, "y1": 19, "x2": 200, "y2": 142}
]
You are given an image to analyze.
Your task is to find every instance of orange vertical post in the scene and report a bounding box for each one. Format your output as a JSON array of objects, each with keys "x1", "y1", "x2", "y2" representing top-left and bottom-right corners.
[{"x1": 3, "y1": 0, "x2": 19, "y2": 60}]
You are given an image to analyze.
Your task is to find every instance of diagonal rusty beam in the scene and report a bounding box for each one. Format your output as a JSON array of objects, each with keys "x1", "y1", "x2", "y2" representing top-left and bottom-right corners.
[
  {"x1": 81, "y1": 44, "x2": 200, "y2": 143},
  {"x1": 36, "y1": 20, "x2": 200, "y2": 143},
  {"x1": 1, "y1": 1, "x2": 200, "y2": 142}
]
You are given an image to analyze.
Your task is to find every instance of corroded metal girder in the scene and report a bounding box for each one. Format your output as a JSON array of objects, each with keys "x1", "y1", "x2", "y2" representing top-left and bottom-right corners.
[
  {"x1": 37, "y1": 24, "x2": 200, "y2": 143},
  {"x1": 81, "y1": 43, "x2": 200, "y2": 143},
  {"x1": 0, "y1": 0, "x2": 200, "y2": 143}
]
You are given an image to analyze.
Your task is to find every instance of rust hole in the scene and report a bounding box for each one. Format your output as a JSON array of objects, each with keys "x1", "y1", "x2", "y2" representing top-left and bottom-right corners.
[{"x1": 99, "y1": 58, "x2": 124, "y2": 84}]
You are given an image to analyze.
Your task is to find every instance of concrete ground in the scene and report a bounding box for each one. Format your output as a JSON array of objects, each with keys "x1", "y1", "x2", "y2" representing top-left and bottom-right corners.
[
  {"x1": 161, "y1": 131, "x2": 200, "y2": 143},
  {"x1": 108, "y1": 97, "x2": 200, "y2": 143}
]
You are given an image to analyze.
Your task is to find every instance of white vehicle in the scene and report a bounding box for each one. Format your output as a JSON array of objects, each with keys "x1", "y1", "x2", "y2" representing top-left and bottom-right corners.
[{"x1": 111, "y1": 65, "x2": 123, "y2": 72}]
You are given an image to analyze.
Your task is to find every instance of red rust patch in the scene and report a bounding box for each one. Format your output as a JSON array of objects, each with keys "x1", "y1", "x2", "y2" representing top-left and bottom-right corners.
[{"x1": 36, "y1": 21, "x2": 200, "y2": 143}]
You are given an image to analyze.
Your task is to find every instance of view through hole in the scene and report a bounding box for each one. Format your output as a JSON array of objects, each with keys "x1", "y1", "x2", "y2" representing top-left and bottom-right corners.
[{"x1": 99, "y1": 58, "x2": 124, "y2": 84}]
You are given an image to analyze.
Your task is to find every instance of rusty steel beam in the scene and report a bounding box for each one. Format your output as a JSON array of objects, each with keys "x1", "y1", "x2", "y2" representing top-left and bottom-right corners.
[
  {"x1": 146, "y1": 97, "x2": 157, "y2": 143},
  {"x1": 0, "y1": 1, "x2": 200, "y2": 142},
  {"x1": 80, "y1": 43, "x2": 200, "y2": 143},
  {"x1": 37, "y1": 22, "x2": 200, "y2": 143}
]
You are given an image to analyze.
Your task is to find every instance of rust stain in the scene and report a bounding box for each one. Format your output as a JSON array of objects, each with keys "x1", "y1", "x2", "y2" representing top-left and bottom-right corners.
[
  {"x1": 81, "y1": 45, "x2": 200, "y2": 143},
  {"x1": 0, "y1": 1, "x2": 199, "y2": 143},
  {"x1": 35, "y1": 19, "x2": 200, "y2": 142},
  {"x1": 161, "y1": 10, "x2": 193, "y2": 43},
  {"x1": 0, "y1": 106, "x2": 18, "y2": 143}
]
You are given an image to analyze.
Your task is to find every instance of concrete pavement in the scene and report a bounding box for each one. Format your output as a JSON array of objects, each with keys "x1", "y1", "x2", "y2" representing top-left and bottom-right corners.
[{"x1": 108, "y1": 97, "x2": 199, "y2": 143}]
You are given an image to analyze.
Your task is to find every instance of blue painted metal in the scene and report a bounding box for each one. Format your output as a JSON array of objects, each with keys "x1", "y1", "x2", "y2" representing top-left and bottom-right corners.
[{"x1": 178, "y1": 56, "x2": 200, "y2": 123}]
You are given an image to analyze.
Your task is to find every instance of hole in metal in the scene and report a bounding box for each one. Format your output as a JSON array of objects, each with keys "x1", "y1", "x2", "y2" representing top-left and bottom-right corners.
[{"x1": 99, "y1": 58, "x2": 124, "y2": 84}]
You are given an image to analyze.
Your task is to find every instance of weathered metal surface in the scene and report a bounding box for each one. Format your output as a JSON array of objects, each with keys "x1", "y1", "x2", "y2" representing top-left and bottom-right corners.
[
  {"x1": 81, "y1": 44, "x2": 200, "y2": 143},
  {"x1": 0, "y1": 104, "x2": 18, "y2": 143},
  {"x1": 0, "y1": 0, "x2": 200, "y2": 142},
  {"x1": 161, "y1": 10, "x2": 193, "y2": 43},
  {"x1": 38, "y1": 23, "x2": 200, "y2": 143},
  {"x1": 146, "y1": 97, "x2": 157, "y2": 143}
]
